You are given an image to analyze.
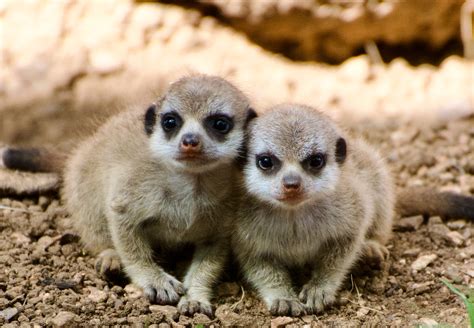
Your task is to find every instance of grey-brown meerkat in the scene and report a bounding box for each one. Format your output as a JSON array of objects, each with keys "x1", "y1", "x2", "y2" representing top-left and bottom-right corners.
[
  {"x1": 233, "y1": 103, "x2": 474, "y2": 316},
  {"x1": 2, "y1": 75, "x2": 257, "y2": 316}
]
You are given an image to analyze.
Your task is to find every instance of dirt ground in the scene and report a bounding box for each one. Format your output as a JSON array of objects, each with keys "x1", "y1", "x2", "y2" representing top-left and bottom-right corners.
[
  {"x1": 1, "y1": 115, "x2": 473, "y2": 327},
  {"x1": 1, "y1": 0, "x2": 474, "y2": 327}
]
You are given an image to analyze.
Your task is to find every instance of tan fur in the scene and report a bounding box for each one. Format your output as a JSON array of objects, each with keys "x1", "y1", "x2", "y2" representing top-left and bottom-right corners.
[
  {"x1": 233, "y1": 104, "x2": 395, "y2": 316},
  {"x1": 62, "y1": 74, "x2": 253, "y2": 316}
]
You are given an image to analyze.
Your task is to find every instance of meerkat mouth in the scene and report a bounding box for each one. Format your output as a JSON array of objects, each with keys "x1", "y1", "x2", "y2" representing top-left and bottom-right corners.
[
  {"x1": 175, "y1": 153, "x2": 213, "y2": 166},
  {"x1": 276, "y1": 193, "x2": 306, "y2": 205}
]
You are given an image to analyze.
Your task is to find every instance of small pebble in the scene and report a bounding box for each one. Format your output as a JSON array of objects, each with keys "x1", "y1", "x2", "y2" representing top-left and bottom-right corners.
[
  {"x1": 411, "y1": 254, "x2": 437, "y2": 271},
  {"x1": 0, "y1": 307, "x2": 19, "y2": 322},
  {"x1": 271, "y1": 316, "x2": 294, "y2": 328},
  {"x1": 87, "y1": 287, "x2": 108, "y2": 303},
  {"x1": 446, "y1": 231, "x2": 465, "y2": 246},
  {"x1": 124, "y1": 284, "x2": 143, "y2": 299},
  {"x1": 417, "y1": 317, "x2": 438, "y2": 327},
  {"x1": 149, "y1": 305, "x2": 178, "y2": 321},
  {"x1": 51, "y1": 311, "x2": 78, "y2": 327},
  {"x1": 394, "y1": 215, "x2": 423, "y2": 231},
  {"x1": 446, "y1": 220, "x2": 467, "y2": 230}
]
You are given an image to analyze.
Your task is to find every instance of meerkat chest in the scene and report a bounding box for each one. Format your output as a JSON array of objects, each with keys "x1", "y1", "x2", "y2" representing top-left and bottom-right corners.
[
  {"x1": 149, "y1": 176, "x2": 232, "y2": 241},
  {"x1": 240, "y1": 211, "x2": 325, "y2": 266}
]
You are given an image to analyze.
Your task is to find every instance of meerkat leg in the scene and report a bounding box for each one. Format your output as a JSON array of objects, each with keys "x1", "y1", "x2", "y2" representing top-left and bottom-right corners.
[
  {"x1": 241, "y1": 257, "x2": 306, "y2": 316},
  {"x1": 360, "y1": 239, "x2": 389, "y2": 269},
  {"x1": 361, "y1": 212, "x2": 393, "y2": 269},
  {"x1": 178, "y1": 241, "x2": 228, "y2": 317},
  {"x1": 95, "y1": 248, "x2": 123, "y2": 278},
  {"x1": 109, "y1": 217, "x2": 185, "y2": 304},
  {"x1": 300, "y1": 240, "x2": 361, "y2": 313}
]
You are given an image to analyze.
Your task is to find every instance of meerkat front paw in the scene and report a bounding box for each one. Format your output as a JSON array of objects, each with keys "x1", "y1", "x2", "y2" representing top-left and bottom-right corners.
[
  {"x1": 95, "y1": 248, "x2": 123, "y2": 279},
  {"x1": 268, "y1": 298, "x2": 306, "y2": 317},
  {"x1": 299, "y1": 284, "x2": 337, "y2": 314},
  {"x1": 361, "y1": 239, "x2": 389, "y2": 269},
  {"x1": 178, "y1": 296, "x2": 213, "y2": 317},
  {"x1": 141, "y1": 273, "x2": 185, "y2": 305}
]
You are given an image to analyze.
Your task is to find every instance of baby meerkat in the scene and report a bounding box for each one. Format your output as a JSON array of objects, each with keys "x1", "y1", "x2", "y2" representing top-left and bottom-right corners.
[
  {"x1": 233, "y1": 103, "x2": 474, "y2": 316},
  {"x1": 3, "y1": 75, "x2": 256, "y2": 316}
]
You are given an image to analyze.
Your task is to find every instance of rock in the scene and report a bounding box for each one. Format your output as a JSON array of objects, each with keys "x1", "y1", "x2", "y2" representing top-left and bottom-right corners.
[
  {"x1": 11, "y1": 232, "x2": 31, "y2": 246},
  {"x1": 428, "y1": 222, "x2": 451, "y2": 244},
  {"x1": 411, "y1": 282, "x2": 433, "y2": 295},
  {"x1": 301, "y1": 315, "x2": 317, "y2": 323},
  {"x1": 0, "y1": 308, "x2": 19, "y2": 322},
  {"x1": 393, "y1": 215, "x2": 424, "y2": 231},
  {"x1": 158, "y1": 323, "x2": 171, "y2": 328},
  {"x1": 271, "y1": 316, "x2": 294, "y2": 328},
  {"x1": 178, "y1": 315, "x2": 192, "y2": 326},
  {"x1": 215, "y1": 305, "x2": 253, "y2": 327},
  {"x1": 390, "y1": 128, "x2": 419, "y2": 146},
  {"x1": 446, "y1": 220, "x2": 467, "y2": 230},
  {"x1": 444, "y1": 266, "x2": 463, "y2": 284},
  {"x1": 429, "y1": 216, "x2": 444, "y2": 225},
  {"x1": 445, "y1": 231, "x2": 464, "y2": 246},
  {"x1": 51, "y1": 311, "x2": 78, "y2": 327},
  {"x1": 193, "y1": 313, "x2": 211, "y2": 325},
  {"x1": 149, "y1": 305, "x2": 179, "y2": 321},
  {"x1": 87, "y1": 287, "x2": 108, "y2": 303},
  {"x1": 124, "y1": 284, "x2": 143, "y2": 299},
  {"x1": 411, "y1": 254, "x2": 437, "y2": 271},
  {"x1": 356, "y1": 307, "x2": 370, "y2": 317},
  {"x1": 417, "y1": 317, "x2": 438, "y2": 327},
  {"x1": 402, "y1": 248, "x2": 421, "y2": 257},
  {"x1": 463, "y1": 244, "x2": 474, "y2": 257},
  {"x1": 89, "y1": 48, "x2": 124, "y2": 75},
  {"x1": 38, "y1": 195, "x2": 51, "y2": 209},
  {"x1": 216, "y1": 282, "x2": 241, "y2": 297}
]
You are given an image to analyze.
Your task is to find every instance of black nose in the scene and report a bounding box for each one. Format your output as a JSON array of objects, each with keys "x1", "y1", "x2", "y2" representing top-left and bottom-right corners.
[
  {"x1": 282, "y1": 175, "x2": 302, "y2": 191},
  {"x1": 181, "y1": 133, "x2": 200, "y2": 148}
]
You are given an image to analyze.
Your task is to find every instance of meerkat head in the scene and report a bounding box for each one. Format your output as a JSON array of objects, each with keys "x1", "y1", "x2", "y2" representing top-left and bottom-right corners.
[
  {"x1": 144, "y1": 75, "x2": 256, "y2": 173},
  {"x1": 244, "y1": 104, "x2": 347, "y2": 209}
]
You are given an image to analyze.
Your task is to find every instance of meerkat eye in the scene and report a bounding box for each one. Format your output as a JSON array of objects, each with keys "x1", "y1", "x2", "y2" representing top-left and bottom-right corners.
[
  {"x1": 257, "y1": 155, "x2": 275, "y2": 171},
  {"x1": 304, "y1": 153, "x2": 326, "y2": 171},
  {"x1": 213, "y1": 118, "x2": 230, "y2": 132},
  {"x1": 205, "y1": 114, "x2": 234, "y2": 135},
  {"x1": 161, "y1": 113, "x2": 181, "y2": 132}
]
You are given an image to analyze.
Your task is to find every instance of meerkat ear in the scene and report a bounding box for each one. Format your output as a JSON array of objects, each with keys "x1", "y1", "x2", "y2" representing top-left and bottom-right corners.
[
  {"x1": 335, "y1": 137, "x2": 347, "y2": 164},
  {"x1": 144, "y1": 103, "x2": 157, "y2": 136},
  {"x1": 244, "y1": 107, "x2": 258, "y2": 128}
]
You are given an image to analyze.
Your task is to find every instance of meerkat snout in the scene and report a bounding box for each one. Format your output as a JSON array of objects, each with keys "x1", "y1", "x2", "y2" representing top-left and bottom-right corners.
[
  {"x1": 282, "y1": 174, "x2": 302, "y2": 192},
  {"x1": 180, "y1": 133, "x2": 202, "y2": 153}
]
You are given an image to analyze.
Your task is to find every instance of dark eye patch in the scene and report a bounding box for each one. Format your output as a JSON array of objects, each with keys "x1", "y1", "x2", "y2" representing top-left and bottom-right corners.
[
  {"x1": 204, "y1": 114, "x2": 234, "y2": 141},
  {"x1": 335, "y1": 138, "x2": 347, "y2": 164},
  {"x1": 160, "y1": 111, "x2": 183, "y2": 138},
  {"x1": 302, "y1": 152, "x2": 326, "y2": 173},
  {"x1": 144, "y1": 103, "x2": 157, "y2": 136},
  {"x1": 255, "y1": 153, "x2": 281, "y2": 174}
]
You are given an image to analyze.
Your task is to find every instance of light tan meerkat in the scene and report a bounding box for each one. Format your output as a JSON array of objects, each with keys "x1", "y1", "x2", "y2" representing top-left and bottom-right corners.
[
  {"x1": 2, "y1": 75, "x2": 257, "y2": 316},
  {"x1": 233, "y1": 103, "x2": 474, "y2": 316}
]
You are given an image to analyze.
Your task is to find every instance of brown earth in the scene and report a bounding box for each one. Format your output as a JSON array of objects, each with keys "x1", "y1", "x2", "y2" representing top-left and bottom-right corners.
[
  {"x1": 1, "y1": 0, "x2": 473, "y2": 327},
  {"x1": 1, "y1": 117, "x2": 473, "y2": 327}
]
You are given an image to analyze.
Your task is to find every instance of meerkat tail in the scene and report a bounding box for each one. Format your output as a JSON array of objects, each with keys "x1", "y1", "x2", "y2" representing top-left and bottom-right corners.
[
  {"x1": 396, "y1": 187, "x2": 474, "y2": 220},
  {"x1": 1, "y1": 146, "x2": 65, "y2": 173}
]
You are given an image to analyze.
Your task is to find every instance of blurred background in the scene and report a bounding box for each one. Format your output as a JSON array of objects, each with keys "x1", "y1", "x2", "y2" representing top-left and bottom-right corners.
[{"x1": 0, "y1": 0, "x2": 473, "y2": 147}]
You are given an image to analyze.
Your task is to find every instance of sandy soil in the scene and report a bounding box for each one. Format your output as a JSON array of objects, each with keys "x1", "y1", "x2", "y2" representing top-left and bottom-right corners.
[
  {"x1": 1, "y1": 0, "x2": 473, "y2": 327},
  {"x1": 1, "y1": 116, "x2": 473, "y2": 327}
]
